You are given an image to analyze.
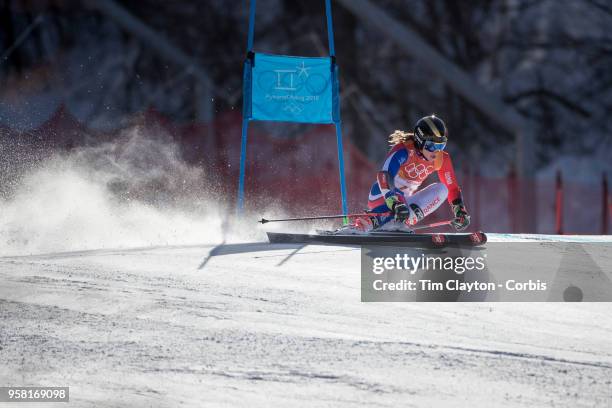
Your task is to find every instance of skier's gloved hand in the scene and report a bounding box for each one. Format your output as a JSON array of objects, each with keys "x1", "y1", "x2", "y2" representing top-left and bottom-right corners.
[
  {"x1": 384, "y1": 191, "x2": 401, "y2": 211},
  {"x1": 384, "y1": 192, "x2": 410, "y2": 222},
  {"x1": 393, "y1": 202, "x2": 410, "y2": 222},
  {"x1": 451, "y1": 200, "x2": 470, "y2": 231}
]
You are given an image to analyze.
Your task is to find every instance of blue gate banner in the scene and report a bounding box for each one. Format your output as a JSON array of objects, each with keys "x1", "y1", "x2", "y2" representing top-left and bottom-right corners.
[{"x1": 250, "y1": 53, "x2": 335, "y2": 124}]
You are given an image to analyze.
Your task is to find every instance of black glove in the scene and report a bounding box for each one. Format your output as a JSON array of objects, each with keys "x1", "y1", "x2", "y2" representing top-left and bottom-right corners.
[
  {"x1": 385, "y1": 192, "x2": 410, "y2": 222},
  {"x1": 393, "y1": 202, "x2": 410, "y2": 222},
  {"x1": 451, "y1": 200, "x2": 470, "y2": 231}
]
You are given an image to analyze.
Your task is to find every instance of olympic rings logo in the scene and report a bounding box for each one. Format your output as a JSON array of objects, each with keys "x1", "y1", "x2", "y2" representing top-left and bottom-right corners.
[{"x1": 401, "y1": 162, "x2": 434, "y2": 181}]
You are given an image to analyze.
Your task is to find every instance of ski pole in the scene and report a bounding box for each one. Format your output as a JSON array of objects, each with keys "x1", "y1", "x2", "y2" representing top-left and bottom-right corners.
[
  {"x1": 259, "y1": 211, "x2": 391, "y2": 224},
  {"x1": 410, "y1": 220, "x2": 453, "y2": 231}
]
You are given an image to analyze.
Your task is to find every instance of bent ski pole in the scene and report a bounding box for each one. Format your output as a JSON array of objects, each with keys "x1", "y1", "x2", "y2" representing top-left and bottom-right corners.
[{"x1": 259, "y1": 212, "x2": 391, "y2": 224}]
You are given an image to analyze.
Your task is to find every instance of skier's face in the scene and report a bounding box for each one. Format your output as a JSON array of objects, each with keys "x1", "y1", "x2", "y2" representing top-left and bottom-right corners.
[{"x1": 421, "y1": 147, "x2": 437, "y2": 161}]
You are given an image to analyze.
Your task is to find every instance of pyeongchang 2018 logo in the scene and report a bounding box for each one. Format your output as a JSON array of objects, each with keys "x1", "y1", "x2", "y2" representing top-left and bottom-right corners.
[{"x1": 401, "y1": 163, "x2": 434, "y2": 181}]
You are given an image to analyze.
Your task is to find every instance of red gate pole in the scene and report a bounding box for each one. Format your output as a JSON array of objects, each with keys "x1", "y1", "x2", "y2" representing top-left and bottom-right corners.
[
  {"x1": 464, "y1": 163, "x2": 470, "y2": 209},
  {"x1": 555, "y1": 170, "x2": 563, "y2": 235},
  {"x1": 474, "y1": 168, "x2": 481, "y2": 231},
  {"x1": 508, "y1": 166, "x2": 517, "y2": 233},
  {"x1": 603, "y1": 172, "x2": 609, "y2": 235},
  {"x1": 464, "y1": 163, "x2": 471, "y2": 229}
]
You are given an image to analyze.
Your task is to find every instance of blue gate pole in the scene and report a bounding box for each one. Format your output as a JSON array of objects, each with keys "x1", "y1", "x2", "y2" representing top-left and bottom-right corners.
[
  {"x1": 335, "y1": 122, "x2": 349, "y2": 222},
  {"x1": 238, "y1": 0, "x2": 256, "y2": 215},
  {"x1": 325, "y1": 0, "x2": 335, "y2": 56},
  {"x1": 247, "y1": 0, "x2": 256, "y2": 52},
  {"x1": 237, "y1": 119, "x2": 249, "y2": 213}
]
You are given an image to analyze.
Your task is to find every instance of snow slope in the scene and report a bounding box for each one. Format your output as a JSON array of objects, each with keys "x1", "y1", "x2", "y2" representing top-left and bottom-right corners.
[{"x1": 1, "y1": 239, "x2": 611, "y2": 407}]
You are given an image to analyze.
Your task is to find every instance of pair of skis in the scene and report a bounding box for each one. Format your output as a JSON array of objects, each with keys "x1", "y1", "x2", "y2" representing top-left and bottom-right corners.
[{"x1": 260, "y1": 212, "x2": 487, "y2": 247}]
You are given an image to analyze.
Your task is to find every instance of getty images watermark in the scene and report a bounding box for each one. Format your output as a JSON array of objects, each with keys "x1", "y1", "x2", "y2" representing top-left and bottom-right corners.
[
  {"x1": 371, "y1": 253, "x2": 545, "y2": 292},
  {"x1": 361, "y1": 243, "x2": 612, "y2": 302}
]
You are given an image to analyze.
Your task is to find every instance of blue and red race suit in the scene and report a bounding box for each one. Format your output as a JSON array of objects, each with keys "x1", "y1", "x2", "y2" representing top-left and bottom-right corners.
[{"x1": 368, "y1": 140, "x2": 463, "y2": 214}]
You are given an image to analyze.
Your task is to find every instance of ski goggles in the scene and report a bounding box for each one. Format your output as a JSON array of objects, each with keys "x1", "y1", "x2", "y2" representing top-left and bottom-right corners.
[{"x1": 423, "y1": 140, "x2": 447, "y2": 152}]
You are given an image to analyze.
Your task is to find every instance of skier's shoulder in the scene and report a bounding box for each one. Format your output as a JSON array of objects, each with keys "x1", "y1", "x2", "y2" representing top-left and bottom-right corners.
[
  {"x1": 388, "y1": 141, "x2": 414, "y2": 158},
  {"x1": 435, "y1": 150, "x2": 454, "y2": 171}
]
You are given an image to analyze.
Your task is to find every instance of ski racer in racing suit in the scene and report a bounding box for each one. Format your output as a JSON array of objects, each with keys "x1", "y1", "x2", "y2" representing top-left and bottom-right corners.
[{"x1": 352, "y1": 115, "x2": 470, "y2": 232}]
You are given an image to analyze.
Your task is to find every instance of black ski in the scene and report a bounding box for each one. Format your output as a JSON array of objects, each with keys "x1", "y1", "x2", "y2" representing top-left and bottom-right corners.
[{"x1": 266, "y1": 231, "x2": 487, "y2": 247}]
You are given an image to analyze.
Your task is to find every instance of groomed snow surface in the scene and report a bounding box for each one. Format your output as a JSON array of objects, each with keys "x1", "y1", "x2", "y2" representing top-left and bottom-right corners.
[{"x1": 1, "y1": 235, "x2": 612, "y2": 407}]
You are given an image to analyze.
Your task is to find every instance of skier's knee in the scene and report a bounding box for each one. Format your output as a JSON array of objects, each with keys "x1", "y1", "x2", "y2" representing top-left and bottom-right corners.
[{"x1": 434, "y1": 183, "x2": 449, "y2": 201}]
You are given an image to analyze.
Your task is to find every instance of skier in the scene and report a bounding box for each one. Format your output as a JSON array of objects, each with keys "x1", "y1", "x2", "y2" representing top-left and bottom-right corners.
[{"x1": 349, "y1": 115, "x2": 470, "y2": 232}]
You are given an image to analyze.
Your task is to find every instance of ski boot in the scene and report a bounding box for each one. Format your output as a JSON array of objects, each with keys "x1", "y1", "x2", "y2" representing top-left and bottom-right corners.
[{"x1": 334, "y1": 215, "x2": 380, "y2": 234}]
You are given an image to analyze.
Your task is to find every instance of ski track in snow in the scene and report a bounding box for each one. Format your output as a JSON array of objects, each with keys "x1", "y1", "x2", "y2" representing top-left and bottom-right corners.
[{"x1": 1, "y1": 236, "x2": 612, "y2": 407}]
